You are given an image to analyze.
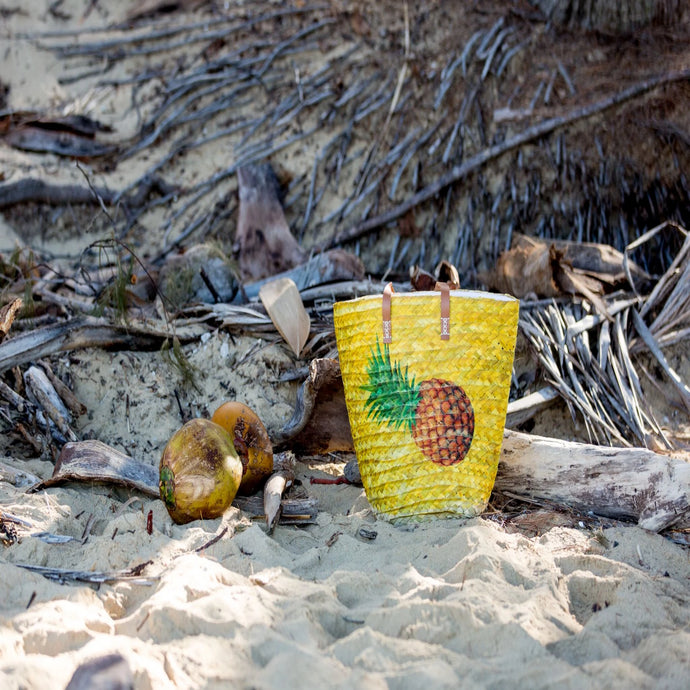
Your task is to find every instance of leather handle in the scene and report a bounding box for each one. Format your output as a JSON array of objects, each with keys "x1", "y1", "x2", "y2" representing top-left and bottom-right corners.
[
  {"x1": 436, "y1": 281, "x2": 451, "y2": 341},
  {"x1": 382, "y1": 282, "x2": 394, "y2": 343},
  {"x1": 381, "y1": 282, "x2": 451, "y2": 343}
]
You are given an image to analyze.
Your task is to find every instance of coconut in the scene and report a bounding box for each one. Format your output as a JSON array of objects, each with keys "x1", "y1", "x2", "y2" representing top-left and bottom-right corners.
[
  {"x1": 211, "y1": 401, "x2": 274, "y2": 494},
  {"x1": 159, "y1": 418, "x2": 243, "y2": 524}
]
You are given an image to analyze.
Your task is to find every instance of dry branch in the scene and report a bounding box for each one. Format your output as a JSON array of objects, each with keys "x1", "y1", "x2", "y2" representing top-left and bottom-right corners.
[
  {"x1": 329, "y1": 67, "x2": 690, "y2": 248},
  {"x1": 0, "y1": 317, "x2": 181, "y2": 373}
]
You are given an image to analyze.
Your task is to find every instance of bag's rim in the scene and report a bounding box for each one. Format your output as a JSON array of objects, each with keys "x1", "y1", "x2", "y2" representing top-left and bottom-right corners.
[{"x1": 334, "y1": 289, "x2": 518, "y2": 306}]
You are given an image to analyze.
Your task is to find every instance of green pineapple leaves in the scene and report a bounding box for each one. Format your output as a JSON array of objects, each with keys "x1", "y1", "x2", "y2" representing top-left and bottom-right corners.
[{"x1": 361, "y1": 338, "x2": 420, "y2": 432}]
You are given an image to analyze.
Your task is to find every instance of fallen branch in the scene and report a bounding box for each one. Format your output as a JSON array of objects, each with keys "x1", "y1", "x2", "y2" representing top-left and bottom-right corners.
[
  {"x1": 328, "y1": 67, "x2": 690, "y2": 247},
  {"x1": 505, "y1": 386, "x2": 559, "y2": 428},
  {"x1": 16, "y1": 562, "x2": 157, "y2": 586},
  {"x1": 0, "y1": 317, "x2": 184, "y2": 373},
  {"x1": 0, "y1": 176, "x2": 177, "y2": 209},
  {"x1": 0, "y1": 179, "x2": 116, "y2": 208},
  {"x1": 496, "y1": 430, "x2": 690, "y2": 532}
]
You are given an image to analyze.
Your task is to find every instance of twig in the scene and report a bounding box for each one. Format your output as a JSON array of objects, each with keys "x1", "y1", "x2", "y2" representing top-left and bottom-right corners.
[
  {"x1": 631, "y1": 309, "x2": 690, "y2": 412},
  {"x1": 195, "y1": 526, "x2": 229, "y2": 552}
]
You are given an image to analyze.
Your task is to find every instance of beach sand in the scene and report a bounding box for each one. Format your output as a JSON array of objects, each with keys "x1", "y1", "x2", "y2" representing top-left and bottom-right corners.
[{"x1": 1, "y1": 448, "x2": 689, "y2": 689}]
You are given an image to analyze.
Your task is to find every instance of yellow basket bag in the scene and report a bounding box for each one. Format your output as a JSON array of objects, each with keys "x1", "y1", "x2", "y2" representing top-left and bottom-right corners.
[{"x1": 334, "y1": 282, "x2": 519, "y2": 522}]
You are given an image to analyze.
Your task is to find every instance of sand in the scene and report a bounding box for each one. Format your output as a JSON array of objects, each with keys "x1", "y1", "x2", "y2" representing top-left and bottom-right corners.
[
  {"x1": 1, "y1": 2, "x2": 689, "y2": 688},
  {"x1": 1, "y1": 452, "x2": 689, "y2": 689}
]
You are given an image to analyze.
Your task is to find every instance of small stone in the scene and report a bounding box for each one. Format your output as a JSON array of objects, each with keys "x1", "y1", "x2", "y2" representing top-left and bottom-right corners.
[
  {"x1": 343, "y1": 457, "x2": 361, "y2": 485},
  {"x1": 159, "y1": 243, "x2": 238, "y2": 310},
  {"x1": 357, "y1": 526, "x2": 377, "y2": 541}
]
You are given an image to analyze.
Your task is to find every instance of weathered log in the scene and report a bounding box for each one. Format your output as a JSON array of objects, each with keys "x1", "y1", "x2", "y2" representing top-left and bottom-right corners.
[
  {"x1": 0, "y1": 317, "x2": 182, "y2": 373},
  {"x1": 496, "y1": 430, "x2": 690, "y2": 532}
]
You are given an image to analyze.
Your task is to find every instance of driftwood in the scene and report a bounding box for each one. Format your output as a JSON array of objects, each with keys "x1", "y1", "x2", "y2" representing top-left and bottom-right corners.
[
  {"x1": 23, "y1": 365, "x2": 77, "y2": 441},
  {"x1": 240, "y1": 249, "x2": 365, "y2": 301},
  {"x1": 496, "y1": 430, "x2": 690, "y2": 532},
  {"x1": 0, "y1": 317, "x2": 181, "y2": 373},
  {"x1": 263, "y1": 451, "x2": 296, "y2": 531},
  {"x1": 233, "y1": 494, "x2": 318, "y2": 525},
  {"x1": 0, "y1": 460, "x2": 40, "y2": 488}
]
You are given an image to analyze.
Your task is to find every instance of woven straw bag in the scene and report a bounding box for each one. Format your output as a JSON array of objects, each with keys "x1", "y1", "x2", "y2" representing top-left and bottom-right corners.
[{"x1": 334, "y1": 282, "x2": 519, "y2": 522}]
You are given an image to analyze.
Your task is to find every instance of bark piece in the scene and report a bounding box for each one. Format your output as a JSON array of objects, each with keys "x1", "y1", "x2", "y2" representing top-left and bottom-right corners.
[
  {"x1": 264, "y1": 451, "x2": 296, "y2": 531},
  {"x1": 483, "y1": 241, "x2": 560, "y2": 298},
  {"x1": 235, "y1": 163, "x2": 306, "y2": 281},
  {"x1": 31, "y1": 439, "x2": 160, "y2": 497},
  {"x1": 233, "y1": 495, "x2": 318, "y2": 525},
  {"x1": 276, "y1": 358, "x2": 354, "y2": 454},
  {"x1": 482, "y1": 234, "x2": 648, "y2": 313},
  {"x1": 0, "y1": 298, "x2": 22, "y2": 344}
]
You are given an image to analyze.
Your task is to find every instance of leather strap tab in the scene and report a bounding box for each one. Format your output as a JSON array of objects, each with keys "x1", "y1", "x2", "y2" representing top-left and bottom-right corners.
[
  {"x1": 382, "y1": 282, "x2": 393, "y2": 343},
  {"x1": 436, "y1": 282, "x2": 451, "y2": 340}
]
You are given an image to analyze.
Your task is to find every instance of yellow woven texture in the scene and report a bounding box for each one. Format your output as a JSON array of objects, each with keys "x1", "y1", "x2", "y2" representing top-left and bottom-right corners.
[{"x1": 334, "y1": 291, "x2": 519, "y2": 523}]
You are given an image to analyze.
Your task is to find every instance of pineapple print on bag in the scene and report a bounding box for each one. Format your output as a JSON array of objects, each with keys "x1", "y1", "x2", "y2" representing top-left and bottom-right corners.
[{"x1": 362, "y1": 339, "x2": 474, "y2": 466}]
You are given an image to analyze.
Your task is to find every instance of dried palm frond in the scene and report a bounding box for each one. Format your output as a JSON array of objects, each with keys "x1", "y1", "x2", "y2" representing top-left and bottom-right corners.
[{"x1": 520, "y1": 223, "x2": 690, "y2": 448}]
